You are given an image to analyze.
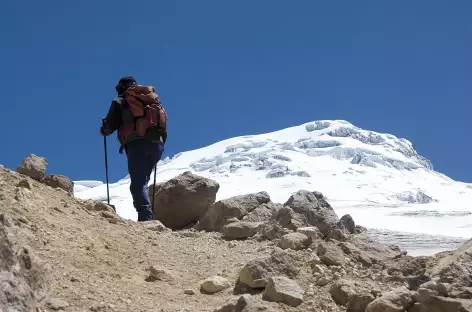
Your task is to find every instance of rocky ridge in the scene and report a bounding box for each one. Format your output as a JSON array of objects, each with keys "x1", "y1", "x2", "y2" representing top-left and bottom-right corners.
[{"x1": 1, "y1": 154, "x2": 472, "y2": 312}]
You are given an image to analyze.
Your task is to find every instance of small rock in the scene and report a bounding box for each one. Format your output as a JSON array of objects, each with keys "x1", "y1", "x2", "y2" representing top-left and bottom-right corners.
[
  {"x1": 297, "y1": 226, "x2": 323, "y2": 240},
  {"x1": 184, "y1": 289, "x2": 195, "y2": 295},
  {"x1": 317, "y1": 276, "x2": 331, "y2": 286},
  {"x1": 337, "y1": 214, "x2": 356, "y2": 233},
  {"x1": 327, "y1": 228, "x2": 347, "y2": 241},
  {"x1": 312, "y1": 264, "x2": 325, "y2": 274},
  {"x1": 318, "y1": 242, "x2": 346, "y2": 266},
  {"x1": 365, "y1": 286, "x2": 412, "y2": 312},
  {"x1": 417, "y1": 287, "x2": 436, "y2": 303},
  {"x1": 239, "y1": 249, "x2": 299, "y2": 289},
  {"x1": 17, "y1": 179, "x2": 33, "y2": 189},
  {"x1": 278, "y1": 232, "x2": 312, "y2": 250},
  {"x1": 201, "y1": 276, "x2": 231, "y2": 294},
  {"x1": 222, "y1": 221, "x2": 262, "y2": 239},
  {"x1": 142, "y1": 220, "x2": 171, "y2": 233},
  {"x1": 262, "y1": 276, "x2": 304, "y2": 307},
  {"x1": 145, "y1": 266, "x2": 175, "y2": 283},
  {"x1": 16, "y1": 154, "x2": 47, "y2": 180},
  {"x1": 48, "y1": 298, "x2": 70, "y2": 310},
  {"x1": 41, "y1": 174, "x2": 74, "y2": 195}
]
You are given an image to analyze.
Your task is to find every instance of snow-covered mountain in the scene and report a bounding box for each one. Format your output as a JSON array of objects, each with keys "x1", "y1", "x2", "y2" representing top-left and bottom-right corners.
[{"x1": 74, "y1": 120, "x2": 472, "y2": 254}]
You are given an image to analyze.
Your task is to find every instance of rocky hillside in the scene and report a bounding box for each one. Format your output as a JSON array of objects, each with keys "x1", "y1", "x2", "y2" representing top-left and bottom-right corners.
[{"x1": 1, "y1": 154, "x2": 472, "y2": 312}]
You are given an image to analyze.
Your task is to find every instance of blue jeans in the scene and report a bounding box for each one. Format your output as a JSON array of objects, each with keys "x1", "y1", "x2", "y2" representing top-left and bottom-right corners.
[{"x1": 126, "y1": 139, "x2": 164, "y2": 221}]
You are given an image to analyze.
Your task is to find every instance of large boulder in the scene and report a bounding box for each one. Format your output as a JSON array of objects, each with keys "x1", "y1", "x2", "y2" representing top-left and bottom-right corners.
[
  {"x1": 197, "y1": 191, "x2": 270, "y2": 232},
  {"x1": 0, "y1": 214, "x2": 51, "y2": 311},
  {"x1": 41, "y1": 174, "x2": 74, "y2": 194},
  {"x1": 238, "y1": 249, "x2": 300, "y2": 289},
  {"x1": 151, "y1": 171, "x2": 219, "y2": 230},
  {"x1": 283, "y1": 190, "x2": 339, "y2": 236},
  {"x1": 16, "y1": 154, "x2": 48, "y2": 180}
]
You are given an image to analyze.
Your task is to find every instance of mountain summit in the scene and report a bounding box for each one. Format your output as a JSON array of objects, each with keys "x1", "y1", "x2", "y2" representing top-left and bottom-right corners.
[{"x1": 75, "y1": 120, "x2": 472, "y2": 248}]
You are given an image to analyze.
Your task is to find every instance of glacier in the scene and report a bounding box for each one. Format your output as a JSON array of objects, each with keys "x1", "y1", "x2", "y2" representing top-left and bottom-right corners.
[{"x1": 74, "y1": 120, "x2": 472, "y2": 256}]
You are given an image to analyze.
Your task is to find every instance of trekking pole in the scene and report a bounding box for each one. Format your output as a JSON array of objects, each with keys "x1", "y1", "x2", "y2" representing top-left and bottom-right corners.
[
  {"x1": 102, "y1": 118, "x2": 116, "y2": 212},
  {"x1": 152, "y1": 164, "x2": 157, "y2": 215}
]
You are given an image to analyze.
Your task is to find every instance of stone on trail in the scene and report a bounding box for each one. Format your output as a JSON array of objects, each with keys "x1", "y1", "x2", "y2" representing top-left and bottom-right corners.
[
  {"x1": 141, "y1": 220, "x2": 171, "y2": 233},
  {"x1": 278, "y1": 232, "x2": 312, "y2": 250},
  {"x1": 222, "y1": 221, "x2": 262, "y2": 239},
  {"x1": 337, "y1": 214, "x2": 356, "y2": 233},
  {"x1": 329, "y1": 279, "x2": 375, "y2": 312},
  {"x1": 41, "y1": 174, "x2": 74, "y2": 195},
  {"x1": 262, "y1": 276, "x2": 304, "y2": 307},
  {"x1": 317, "y1": 241, "x2": 346, "y2": 266},
  {"x1": 151, "y1": 171, "x2": 220, "y2": 230},
  {"x1": 201, "y1": 276, "x2": 231, "y2": 294},
  {"x1": 214, "y1": 294, "x2": 276, "y2": 312},
  {"x1": 242, "y1": 202, "x2": 281, "y2": 223},
  {"x1": 145, "y1": 266, "x2": 176, "y2": 283},
  {"x1": 198, "y1": 191, "x2": 270, "y2": 232},
  {"x1": 47, "y1": 298, "x2": 70, "y2": 310},
  {"x1": 297, "y1": 226, "x2": 323, "y2": 240},
  {"x1": 239, "y1": 249, "x2": 300, "y2": 289},
  {"x1": 16, "y1": 154, "x2": 48, "y2": 180},
  {"x1": 365, "y1": 286, "x2": 412, "y2": 312}
]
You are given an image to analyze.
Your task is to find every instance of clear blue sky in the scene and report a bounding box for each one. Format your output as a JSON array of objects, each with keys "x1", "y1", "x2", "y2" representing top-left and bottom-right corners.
[{"x1": 1, "y1": 1, "x2": 470, "y2": 183}]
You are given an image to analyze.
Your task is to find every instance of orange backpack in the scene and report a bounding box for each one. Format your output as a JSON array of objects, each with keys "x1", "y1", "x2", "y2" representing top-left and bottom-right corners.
[{"x1": 118, "y1": 85, "x2": 168, "y2": 144}]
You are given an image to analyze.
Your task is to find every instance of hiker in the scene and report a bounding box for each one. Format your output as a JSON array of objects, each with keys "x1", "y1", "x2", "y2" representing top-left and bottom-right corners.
[{"x1": 100, "y1": 76, "x2": 168, "y2": 222}]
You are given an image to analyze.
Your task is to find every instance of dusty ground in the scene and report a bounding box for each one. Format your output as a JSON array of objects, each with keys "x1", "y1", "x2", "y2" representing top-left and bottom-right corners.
[{"x1": 0, "y1": 166, "x2": 431, "y2": 312}]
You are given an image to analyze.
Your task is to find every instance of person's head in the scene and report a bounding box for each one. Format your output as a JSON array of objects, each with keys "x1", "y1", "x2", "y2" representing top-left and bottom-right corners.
[{"x1": 115, "y1": 76, "x2": 137, "y2": 95}]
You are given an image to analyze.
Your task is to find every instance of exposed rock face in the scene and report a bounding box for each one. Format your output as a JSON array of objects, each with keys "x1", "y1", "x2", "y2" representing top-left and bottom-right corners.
[
  {"x1": 429, "y1": 238, "x2": 472, "y2": 287},
  {"x1": 198, "y1": 191, "x2": 270, "y2": 232},
  {"x1": 283, "y1": 190, "x2": 339, "y2": 236},
  {"x1": 262, "y1": 276, "x2": 304, "y2": 307},
  {"x1": 0, "y1": 214, "x2": 50, "y2": 311},
  {"x1": 41, "y1": 174, "x2": 74, "y2": 194},
  {"x1": 239, "y1": 249, "x2": 300, "y2": 289},
  {"x1": 16, "y1": 154, "x2": 47, "y2": 180},
  {"x1": 151, "y1": 171, "x2": 220, "y2": 230}
]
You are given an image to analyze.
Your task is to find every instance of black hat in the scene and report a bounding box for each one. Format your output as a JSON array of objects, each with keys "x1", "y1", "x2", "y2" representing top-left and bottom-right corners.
[
  {"x1": 118, "y1": 76, "x2": 137, "y2": 86},
  {"x1": 116, "y1": 76, "x2": 137, "y2": 94}
]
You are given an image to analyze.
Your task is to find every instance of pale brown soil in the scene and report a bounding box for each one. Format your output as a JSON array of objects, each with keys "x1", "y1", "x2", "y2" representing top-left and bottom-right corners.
[{"x1": 0, "y1": 167, "x2": 404, "y2": 312}]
